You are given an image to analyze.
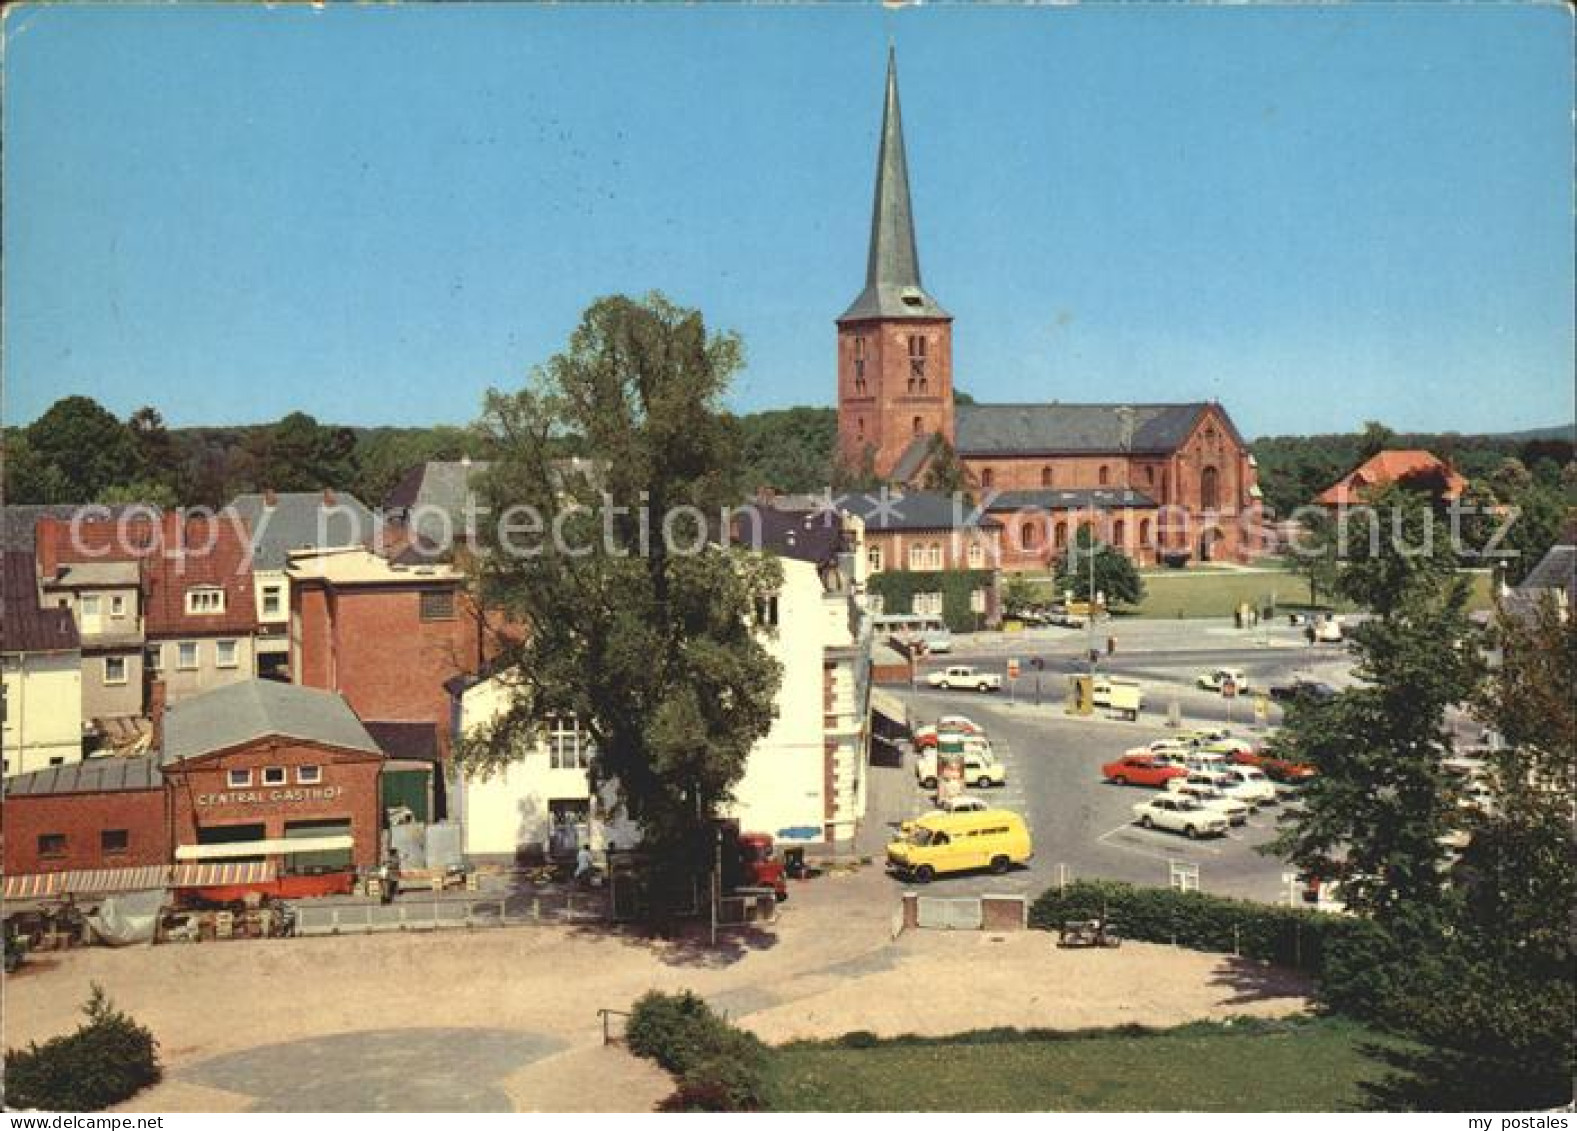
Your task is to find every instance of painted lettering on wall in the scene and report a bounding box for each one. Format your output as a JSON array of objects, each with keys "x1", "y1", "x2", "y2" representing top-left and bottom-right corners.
[{"x1": 194, "y1": 786, "x2": 345, "y2": 806}]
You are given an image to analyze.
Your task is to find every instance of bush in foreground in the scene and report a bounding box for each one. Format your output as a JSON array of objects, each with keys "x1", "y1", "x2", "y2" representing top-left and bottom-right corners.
[
  {"x1": 626, "y1": 990, "x2": 767, "y2": 1111},
  {"x1": 4, "y1": 985, "x2": 161, "y2": 1111}
]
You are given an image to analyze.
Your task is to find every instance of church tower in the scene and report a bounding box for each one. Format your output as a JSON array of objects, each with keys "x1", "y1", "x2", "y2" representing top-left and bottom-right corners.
[{"x1": 836, "y1": 48, "x2": 954, "y2": 480}]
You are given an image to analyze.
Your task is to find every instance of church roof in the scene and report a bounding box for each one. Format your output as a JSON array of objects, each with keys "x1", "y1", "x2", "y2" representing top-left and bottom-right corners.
[
  {"x1": 984, "y1": 488, "x2": 1159, "y2": 511},
  {"x1": 839, "y1": 49, "x2": 948, "y2": 323},
  {"x1": 955, "y1": 403, "x2": 1223, "y2": 456}
]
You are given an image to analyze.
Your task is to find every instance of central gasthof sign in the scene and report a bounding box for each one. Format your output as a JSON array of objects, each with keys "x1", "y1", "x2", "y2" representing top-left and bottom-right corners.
[{"x1": 194, "y1": 786, "x2": 346, "y2": 806}]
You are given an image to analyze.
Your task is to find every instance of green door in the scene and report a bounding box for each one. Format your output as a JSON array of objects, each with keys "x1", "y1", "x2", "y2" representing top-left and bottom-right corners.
[
  {"x1": 283, "y1": 818, "x2": 353, "y2": 873},
  {"x1": 381, "y1": 768, "x2": 431, "y2": 824}
]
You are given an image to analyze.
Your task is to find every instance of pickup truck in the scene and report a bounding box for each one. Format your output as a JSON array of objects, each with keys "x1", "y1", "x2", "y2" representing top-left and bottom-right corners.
[{"x1": 926, "y1": 666, "x2": 1002, "y2": 693}]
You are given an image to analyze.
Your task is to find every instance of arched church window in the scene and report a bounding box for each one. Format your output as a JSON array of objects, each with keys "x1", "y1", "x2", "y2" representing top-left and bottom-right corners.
[
  {"x1": 1098, "y1": 465, "x2": 1110, "y2": 487},
  {"x1": 1041, "y1": 466, "x2": 1053, "y2": 488},
  {"x1": 1201, "y1": 466, "x2": 1221, "y2": 511}
]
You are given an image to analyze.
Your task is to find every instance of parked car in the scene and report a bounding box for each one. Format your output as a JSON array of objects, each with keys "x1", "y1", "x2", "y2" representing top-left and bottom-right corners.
[
  {"x1": 926, "y1": 665, "x2": 1003, "y2": 693},
  {"x1": 1228, "y1": 746, "x2": 1316, "y2": 784},
  {"x1": 1131, "y1": 795, "x2": 1230, "y2": 839},
  {"x1": 886, "y1": 808, "x2": 1034, "y2": 882},
  {"x1": 1314, "y1": 616, "x2": 1344, "y2": 642},
  {"x1": 1200, "y1": 736, "x2": 1255, "y2": 757},
  {"x1": 1101, "y1": 754, "x2": 1187, "y2": 788},
  {"x1": 1196, "y1": 668, "x2": 1250, "y2": 693},
  {"x1": 1201, "y1": 766, "x2": 1279, "y2": 806},
  {"x1": 915, "y1": 750, "x2": 1007, "y2": 790},
  {"x1": 913, "y1": 715, "x2": 987, "y2": 750},
  {"x1": 1269, "y1": 679, "x2": 1337, "y2": 705},
  {"x1": 1176, "y1": 726, "x2": 1231, "y2": 744},
  {"x1": 1182, "y1": 750, "x2": 1231, "y2": 775},
  {"x1": 1165, "y1": 779, "x2": 1252, "y2": 825}
]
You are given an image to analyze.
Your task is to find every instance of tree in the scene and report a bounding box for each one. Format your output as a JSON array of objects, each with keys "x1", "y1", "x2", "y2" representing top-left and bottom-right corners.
[
  {"x1": 458, "y1": 294, "x2": 783, "y2": 898},
  {"x1": 2, "y1": 429, "x2": 71, "y2": 504},
  {"x1": 1285, "y1": 508, "x2": 1340, "y2": 608},
  {"x1": 246, "y1": 412, "x2": 359, "y2": 493},
  {"x1": 1053, "y1": 527, "x2": 1144, "y2": 608},
  {"x1": 24, "y1": 396, "x2": 142, "y2": 501},
  {"x1": 1357, "y1": 419, "x2": 1396, "y2": 461},
  {"x1": 126, "y1": 406, "x2": 187, "y2": 501},
  {"x1": 919, "y1": 434, "x2": 969, "y2": 497},
  {"x1": 1270, "y1": 483, "x2": 1480, "y2": 925},
  {"x1": 1000, "y1": 572, "x2": 1040, "y2": 618},
  {"x1": 736, "y1": 407, "x2": 837, "y2": 495}
]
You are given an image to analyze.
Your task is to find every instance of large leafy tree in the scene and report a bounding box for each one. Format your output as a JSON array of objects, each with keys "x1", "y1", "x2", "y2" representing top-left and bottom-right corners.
[
  {"x1": 458, "y1": 293, "x2": 783, "y2": 885},
  {"x1": 1053, "y1": 526, "x2": 1144, "y2": 609},
  {"x1": 23, "y1": 395, "x2": 142, "y2": 501},
  {"x1": 244, "y1": 412, "x2": 359, "y2": 493}
]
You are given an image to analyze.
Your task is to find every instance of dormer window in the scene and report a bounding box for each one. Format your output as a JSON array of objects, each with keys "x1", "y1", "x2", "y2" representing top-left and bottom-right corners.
[
  {"x1": 901, "y1": 286, "x2": 925, "y2": 308},
  {"x1": 186, "y1": 587, "x2": 226, "y2": 615}
]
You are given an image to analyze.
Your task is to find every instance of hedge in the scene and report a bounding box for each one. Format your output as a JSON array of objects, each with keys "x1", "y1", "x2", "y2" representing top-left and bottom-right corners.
[
  {"x1": 866, "y1": 568, "x2": 996, "y2": 633},
  {"x1": 626, "y1": 990, "x2": 767, "y2": 1112},
  {"x1": 4, "y1": 985, "x2": 161, "y2": 1111},
  {"x1": 1028, "y1": 879, "x2": 1385, "y2": 986}
]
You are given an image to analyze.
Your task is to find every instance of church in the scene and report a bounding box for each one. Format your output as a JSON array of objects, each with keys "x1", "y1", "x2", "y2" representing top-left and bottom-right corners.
[{"x1": 835, "y1": 51, "x2": 1264, "y2": 570}]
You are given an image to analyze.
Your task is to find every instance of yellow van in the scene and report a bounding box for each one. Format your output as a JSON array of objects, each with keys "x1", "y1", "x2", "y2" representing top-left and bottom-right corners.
[{"x1": 886, "y1": 809, "x2": 1033, "y2": 883}]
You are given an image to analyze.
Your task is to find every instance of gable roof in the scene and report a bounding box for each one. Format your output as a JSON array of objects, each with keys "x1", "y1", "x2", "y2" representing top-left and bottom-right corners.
[
  {"x1": 1, "y1": 504, "x2": 150, "y2": 553},
  {"x1": 836, "y1": 490, "x2": 1001, "y2": 533},
  {"x1": 161, "y1": 679, "x2": 382, "y2": 765},
  {"x1": 749, "y1": 506, "x2": 846, "y2": 565},
  {"x1": 954, "y1": 403, "x2": 1225, "y2": 456},
  {"x1": 4, "y1": 755, "x2": 162, "y2": 797},
  {"x1": 983, "y1": 488, "x2": 1159, "y2": 512},
  {"x1": 1316, "y1": 450, "x2": 1469, "y2": 506},
  {"x1": 228, "y1": 491, "x2": 377, "y2": 570},
  {"x1": 1, "y1": 550, "x2": 80, "y2": 655}
]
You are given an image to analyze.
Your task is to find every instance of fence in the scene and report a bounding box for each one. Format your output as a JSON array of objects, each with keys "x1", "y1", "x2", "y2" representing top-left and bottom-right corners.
[{"x1": 291, "y1": 890, "x2": 608, "y2": 936}]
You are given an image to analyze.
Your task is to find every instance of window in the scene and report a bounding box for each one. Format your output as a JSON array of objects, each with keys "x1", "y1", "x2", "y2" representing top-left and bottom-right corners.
[
  {"x1": 101, "y1": 829, "x2": 129, "y2": 854},
  {"x1": 262, "y1": 586, "x2": 283, "y2": 616},
  {"x1": 912, "y1": 415, "x2": 923, "y2": 437},
  {"x1": 1201, "y1": 466, "x2": 1221, "y2": 510},
  {"x1": 38, "y1": 834, "x2": 67, "y2": 858},
  {"x1": 867, "y1": 593, "x2": 885, "y2": 616},
  {"x1": 547, "y1": 716, "x2": 594, "y2": 770},
  {"x1": 1113, "y1": 520, "x2": 1126, "y2": 548},
  {"x1": 297, "y1": 765, "x2": 322, "y2": 785},
  {"x1": 928, "y1": 542, "x2": 943, "y2": 569},
  {"x1": 1146, "y1": 466, "x2": 1156, "y2": 486},
  {"x1": 914, "y1": 592, "x2": 943, "y2": 617},
  {"x1": 967, "y1": 542, "x2": 984, "y2": 569},
  {"x1": 177, "y1": 641, "x2": 199, "y2": 670},
  {"x1": 907, "y1": 334, "x2": 927, "y2": 385},
  {"x1": 754, "y1": 593, "x2": 780, "y2": 627},
  {"x1": 145, "y1": 644, "x2": 163, "y2": 672},
  {"x1": 263, "y1": 767, "x2": 287, "y2": 786},
  {"x1": 216, "y1": 639, "x2": 239, "y2": 669},
  {"x1": 1020, "y1": 523, "x2": 1039, "y2": 551},
  {"x1": 1140, "y1": 518, "x2": 1153, "y2": 548},
  {"x1": 1041, "y1": 466, "x2": 1053, "y2": 488},
  {"x1": 228, "y1": 769, "x2": 252, "y2": 788},
  {"x1": 970, "y1": 588, "x2": 987, "y2": 613},
  {"x1": 81, "y1": 594, "x2": 102, "y2": 617},
  {"x1": 908, "y1": 543, "x2": 925, "y2": 570},
  {"x1": 419, "y1": 589, "x2": 456, "y2": 621},
  {"x1": 186, "y1": 587, "x2": 226, "y2": 615},
  {"x1": 1098, "y1": 465, "x2": 1110, "y2": 487},
  {"x1": 867, "y1": 546, "x2": 883, "y2": 573},
  {"x1": 856, "y1": 417, "x2": 865, "y2": 440},
  {"x1": 853, "y1": 336, "x2": 867, "y2": 392},
  {"x1": 104, "y1": 656, "x2": 128, "y2": 685},
  {"x1": 110, "y1": 594, "x2": 127, "y2": 618},
  {"x1": 980, "y1": 468, "x2": 994, "y2": 489},
  {"x1": 1055, "y1": 523, "x2": 1068, "y2": 550}
]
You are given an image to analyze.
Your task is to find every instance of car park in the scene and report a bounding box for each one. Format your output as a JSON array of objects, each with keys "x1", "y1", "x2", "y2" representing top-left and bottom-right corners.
[
  {"x1": 926, "y1": 665, "x2": 1003, "y2": 693},
  {"x1": 886, "y1": 808, "x2": 1034, "y2": 882},
  {"x1": 1131, "y1": 795, "x2": 1230, "y2": 839},
  {"x1": 1164, "y1": 779, "x2": 1251, "y2": 825},
  {"x1": 1196, "y1": 668, "x2": 1250, "y2": 693},
  {"x1": 1100, "y1": 754, "x2": 1187, "y2": 788},
  {"x1": 915, "y1": 749, "x2": 1007, "y2": 790}
]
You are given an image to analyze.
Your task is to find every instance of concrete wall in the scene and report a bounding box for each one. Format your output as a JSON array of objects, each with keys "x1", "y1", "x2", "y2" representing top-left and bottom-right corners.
[{"x1": 2, "y1": 652, "x2": 83, "y2": 776}]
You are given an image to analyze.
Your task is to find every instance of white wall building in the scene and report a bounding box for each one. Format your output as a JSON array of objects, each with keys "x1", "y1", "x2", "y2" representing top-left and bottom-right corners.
[{"x1": 2, "y1": 551, "x2": 85, "y2": 776}]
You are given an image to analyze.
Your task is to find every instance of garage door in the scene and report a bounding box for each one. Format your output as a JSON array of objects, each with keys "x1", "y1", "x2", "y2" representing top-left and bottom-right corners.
[{"x1": 284, "y1": 819, "x2": 354, "y2": 872}]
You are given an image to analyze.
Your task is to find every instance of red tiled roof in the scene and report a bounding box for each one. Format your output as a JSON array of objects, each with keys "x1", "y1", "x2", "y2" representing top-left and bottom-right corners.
[
  {"x1": 35, "y1": 512, "x2": 257, "y2": 637},
  {"x1": 1317, "y1": 450, "x2": 1469, "y2": 506}
]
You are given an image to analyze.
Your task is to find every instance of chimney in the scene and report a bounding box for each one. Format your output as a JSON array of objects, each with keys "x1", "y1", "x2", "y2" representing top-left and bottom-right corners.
[
  {"x1": 263, "y1": 489, "x2": 277, "y2": 508},
  {"x1": 322, "y1": 488, "x2": 336, "y2": 507},
  {"x1": 149, "y1": 678, "x2": 167, "y2": 752}
]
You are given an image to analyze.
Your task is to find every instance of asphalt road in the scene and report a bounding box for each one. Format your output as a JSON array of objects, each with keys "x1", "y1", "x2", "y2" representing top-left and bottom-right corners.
[{"x1": 862, "y1": 619, "x2": 1360, "y2": 905}]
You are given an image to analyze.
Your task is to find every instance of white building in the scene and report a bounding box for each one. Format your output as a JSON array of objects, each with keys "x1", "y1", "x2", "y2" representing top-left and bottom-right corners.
[
  {"x1": 452, "y1": 509, "x2": 873, "y2": 858},
  {"x1": 2, "y1": 551, "x2": 85, "y2": 776}
]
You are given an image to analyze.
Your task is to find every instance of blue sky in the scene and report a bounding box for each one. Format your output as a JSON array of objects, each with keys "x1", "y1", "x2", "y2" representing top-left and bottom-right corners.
[{"x1": 4, "y1": 4, "x2": 1572, "y2": 438}]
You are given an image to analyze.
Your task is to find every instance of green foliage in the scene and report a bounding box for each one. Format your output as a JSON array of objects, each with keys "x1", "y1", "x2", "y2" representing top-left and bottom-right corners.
[
  {"x1": 1000, "y1": 572, "x2": 1040, "y2": 617},
  {"x1": 1283, "y1": 509, "x2": 1341, "y2": 607},
  {"x1": 1053, "y1": 527, "x2": 1144, "y2": 608},
  {"x1": 21, "y1": 396, "x2": 143, "y2": 502},
  {"x1": 460, "y1": 294, "x2": 782, "y2": 890},
  {"x1": 737, "y1": 407, "x2": 836, "y2": 494},
  {"x1": 864, "y1": 568, "x2": 995, "y2": 632},
  {"x1": 919, "y1": 434, "x2": 969, "y2": 496},
  {"x1": 1028, "y1": 879, "x2": 1364, "y2": 981},
  {"x1": 628, "y1": 991, "x2": 767, "y2": 1112},
  {"x1": 3, "y1": 984, "x2": 161, "y2": 1111}
]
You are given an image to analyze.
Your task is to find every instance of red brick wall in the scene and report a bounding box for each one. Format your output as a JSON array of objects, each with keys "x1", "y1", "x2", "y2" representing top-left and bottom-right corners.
[
  {"x1": 837, "y1": 317, "x2": 955, "y2": 476},
  {"x1": 292, "y1": 580, "x2": 480, "y2": 745},
  {"x1": 993, "y1": 507, "x2": 1162, "y2": 570},
  {"x1": 163, "y1": 739, "x2": 384, "y2": 869},
  {"x1": 2, "y1": 790, "x2": 168, "y2": 875}
]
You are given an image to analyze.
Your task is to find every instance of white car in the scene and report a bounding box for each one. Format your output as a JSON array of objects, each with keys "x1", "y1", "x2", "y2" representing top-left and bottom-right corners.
[
  {"x1": 1132, "y1": 795, "x2": 1230, "y2": 839},
  {"x1": 1165, "y1": 779, "x2": 1251, "y2": 825},
  {"x1": 1197, "y1": 668, "x2": 1250, "y2": 693},
  {"x1": 926, "y1": 666, "x2": 1003, "y2": 693},
  {"x1": 915, "y1": 750, "x2": 1006, "y2": 789},
  {"x1": 932, "y1": 794, "x2": 991, "y2": 814},
  {"x1": 1201, "y1": 736, "x2": 1256, "y2": 757},
  {"x1": 937, "y1": 714, "x2": 985, "y2": 735},
  {"x1": 1198, "y1": 766, "x2": 1278, "y2": 807},
  {"x1": 1182, "y1": 750, "x2": 1230, "y2": 775}
]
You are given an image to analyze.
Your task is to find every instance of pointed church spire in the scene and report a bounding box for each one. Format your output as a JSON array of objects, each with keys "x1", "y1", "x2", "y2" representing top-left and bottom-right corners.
[{"x1": 839, "y1": 47, "x2": 948, "y2": 322}]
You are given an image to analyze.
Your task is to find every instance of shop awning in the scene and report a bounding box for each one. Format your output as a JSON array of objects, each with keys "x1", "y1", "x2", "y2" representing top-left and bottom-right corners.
[
  {"x1": 174, "y1": 835, "x2": 354, "y2": 861},
  {"x1": 3, "y1": 865, "x2": 169, "y2": 902},
  {"x1": 169, "y1": 861, "x2": 278, "y2": 888},
  {"x1": 870, "y1": 688, "x2": 909, "y2": 731}
]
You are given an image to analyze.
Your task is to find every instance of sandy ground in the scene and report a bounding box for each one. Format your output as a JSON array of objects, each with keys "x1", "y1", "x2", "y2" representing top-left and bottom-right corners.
[{"x1": 1, "y1": 868, "x2": 1309, "y2": 1111}]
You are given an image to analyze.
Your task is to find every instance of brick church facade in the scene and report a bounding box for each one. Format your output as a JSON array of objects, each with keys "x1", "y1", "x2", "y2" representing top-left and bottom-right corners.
[{"x1": 836, "y1": 51, "x2": 1264, "y2": 569}]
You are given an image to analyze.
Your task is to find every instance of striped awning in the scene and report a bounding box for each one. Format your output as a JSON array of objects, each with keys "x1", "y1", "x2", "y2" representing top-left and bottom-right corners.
[
  {"x1": 169, "y1": 861, "x2": 277, "y2": 888},
  {"x1": 3, "y1": 865, "x2": 169, "y2": 902}
]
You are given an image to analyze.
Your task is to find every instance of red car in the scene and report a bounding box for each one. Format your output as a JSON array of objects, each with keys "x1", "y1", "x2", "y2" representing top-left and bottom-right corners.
[
  {"x1": 1228, "y1": 748, "x2": 1315, "y2": 784},
  {"x1": 1101, "y1": 755, "x2": 1188, "y2": 788}
]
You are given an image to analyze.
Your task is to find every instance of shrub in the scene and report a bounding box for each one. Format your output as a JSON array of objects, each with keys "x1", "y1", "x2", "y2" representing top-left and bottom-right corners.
[
  {"x1": 625, "y1": 990, "x2": 768, "y2": 1111},
  {"x1": 3, "y1": 985, "x2": 161, "y2": 1111}
]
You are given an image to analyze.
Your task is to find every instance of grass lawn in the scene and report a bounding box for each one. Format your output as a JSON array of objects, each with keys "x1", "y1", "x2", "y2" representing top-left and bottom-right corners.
[{"x1": 763, "y1": 1016, "x2": 1406, "y2": 1112}]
